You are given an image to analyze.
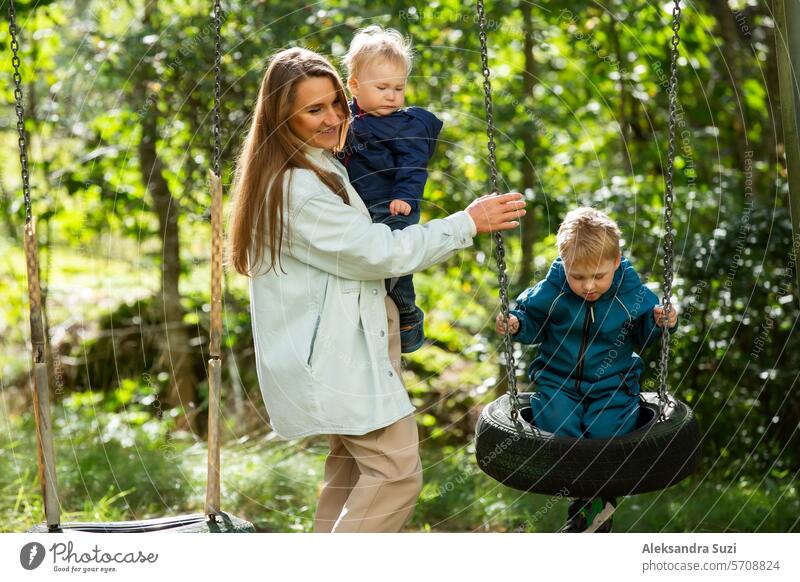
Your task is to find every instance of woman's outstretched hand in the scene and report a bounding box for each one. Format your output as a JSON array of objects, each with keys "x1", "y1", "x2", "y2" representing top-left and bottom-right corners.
[{"x1": 466, "y1": 192, "x2": 526, "y2": 234}]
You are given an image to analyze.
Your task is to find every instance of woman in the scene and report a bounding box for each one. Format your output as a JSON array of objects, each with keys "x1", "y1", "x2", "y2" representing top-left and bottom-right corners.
[{"x1": 227, "y1": 47, "x2": 525, "y2": 533}]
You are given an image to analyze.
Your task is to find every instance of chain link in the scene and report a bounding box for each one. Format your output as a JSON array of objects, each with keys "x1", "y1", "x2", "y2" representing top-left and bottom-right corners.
[
  {"x1": 477, "y1": 0, "x2": 519, "y2": 420},
  {"x1": 8, "y1": 0, "x2": 32, "y2": 225},
  {"x1": 212, "y1": 0, "x2": 223, "y2": 177},
  {"x1": 658, "y1": 0, "x2": 682, "y2": 420}
]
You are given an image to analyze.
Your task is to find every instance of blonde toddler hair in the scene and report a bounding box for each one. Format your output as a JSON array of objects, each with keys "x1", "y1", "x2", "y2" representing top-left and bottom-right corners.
[
  {"x1": 556, "y1": 207, "x2": 621, "y2": 267},
  {"x1": 342, "y1": 24, "x2": 413, "y2": 80}
]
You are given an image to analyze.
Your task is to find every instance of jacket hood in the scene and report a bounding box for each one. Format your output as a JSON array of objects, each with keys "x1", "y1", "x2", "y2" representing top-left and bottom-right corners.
[{"x1": 545, "y1": 256, "x2": 642, "y2": 298}]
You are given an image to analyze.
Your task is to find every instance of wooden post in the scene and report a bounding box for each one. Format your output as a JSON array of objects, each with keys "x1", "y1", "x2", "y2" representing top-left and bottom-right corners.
[
  {"x1": 24, "y1": 221, "x2": 60, "y2": 529},
  {"x1": 208, "y1": 170, "x2": 223, "y2": 361},
  {"x1": 206, "y1": 359, "x2": 222, "y2": 516},
  {"x1": 205, "y1": 170, "x2": 223, "y2": 517}
]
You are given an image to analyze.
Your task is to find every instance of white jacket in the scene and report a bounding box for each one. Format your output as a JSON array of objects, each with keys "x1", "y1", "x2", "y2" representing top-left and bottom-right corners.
[{"x1": 248, "y1": 146, "x2": 477, "y2": 439}]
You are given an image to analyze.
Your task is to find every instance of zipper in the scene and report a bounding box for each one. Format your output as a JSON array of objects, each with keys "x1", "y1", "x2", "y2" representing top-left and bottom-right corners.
[{"x1": 574, "y1": 303, "x2": 595, "y2": 394}]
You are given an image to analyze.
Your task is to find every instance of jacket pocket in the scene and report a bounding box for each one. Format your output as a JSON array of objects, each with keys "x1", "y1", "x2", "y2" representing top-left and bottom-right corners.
[
  {"x1": 307, "y1": 314, "x2": 322, "y2": 368},
  {"x1": 307, "y1": 277, "x2": 330, "y2": 367},
  {"x1": 341, "y1": 280, "x2": 360, "y2": 294}
]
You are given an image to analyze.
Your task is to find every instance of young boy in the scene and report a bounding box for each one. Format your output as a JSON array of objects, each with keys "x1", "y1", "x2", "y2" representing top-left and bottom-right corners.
[
  {"x1": 495, "y1": 207, "x2": 678, "y2": 532},
  {"x1": 341, "y1": 25, "x2": 443, "y2": 353}
]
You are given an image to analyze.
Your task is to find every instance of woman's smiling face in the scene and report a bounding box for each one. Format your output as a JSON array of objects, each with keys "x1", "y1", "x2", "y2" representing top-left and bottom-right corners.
[{"x1": 288, "y1": 75, "x2": 346, "y2": 150}]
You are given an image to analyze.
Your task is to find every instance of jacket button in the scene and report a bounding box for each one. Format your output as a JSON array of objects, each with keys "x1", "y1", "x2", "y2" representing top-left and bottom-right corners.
[
  {"x1": 372, "y1": 289, "x2": 378, "y2": 295},
  {"x1": 388, "y1": 371, "x2": 393, "y2": 377},
  {"x1": 380, "y1": 330, "x2": 385, "y2": 337}
]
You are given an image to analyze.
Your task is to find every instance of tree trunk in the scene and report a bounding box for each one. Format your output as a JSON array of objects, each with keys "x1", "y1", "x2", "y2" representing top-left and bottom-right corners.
[
  {"x1": 703, "y1": 0, "x2": 753, "y2": 195},
  {"x1": 500, "y1": 1, "x2": 541, "y2": 399},
  {"x1": 774, "y1": 0, "x2": 800, "y2": 297},
  {"x1": 514, "y1": 0, "x2": 539, "y2": 292},
  {"x1": 757, "y1": 4, "x2": 783, "y2": 175},
  {"x1": 139, "y1": 0, "x2": 198, "y2": 432},
  {"x1": 609, "y1": 14, "x2": 633, "y2": 175}
]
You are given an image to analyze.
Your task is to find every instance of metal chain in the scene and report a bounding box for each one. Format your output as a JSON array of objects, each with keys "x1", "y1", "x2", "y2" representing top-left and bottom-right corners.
[
  {"x1": 8, "y1": 0, "x2": 32, "y2": 225},
  {"x1": 658, "y1": 0, "x2": 682, "y2": 420},
  {"x1": 477, "y1": 0, "x2": 519, "y2": 420},
  {"x1": 212, "y1": 0, "x2": 222, "y2": 177}
]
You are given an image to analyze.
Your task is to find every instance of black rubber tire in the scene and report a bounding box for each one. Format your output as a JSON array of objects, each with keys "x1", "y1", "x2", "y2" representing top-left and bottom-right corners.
[{"x1": 475, "y1": 392, "x2": 701, "y2": 498}]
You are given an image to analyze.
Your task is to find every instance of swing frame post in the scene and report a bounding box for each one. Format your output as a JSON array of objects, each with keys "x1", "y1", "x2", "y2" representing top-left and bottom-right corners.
[
  {"x1": 205, "y1": 169, "x2": 223, "y2": 517},
  {"x1": 12, "y1": 0, "x2": 253, "y2": 532},
  {"x1": 9, "y1": 0, "x2": 62, "y2": 530},
  {"x1": 204, "y1": 0, "x2": 225, "y2": 519},
  {"x1": 24, "y1": 221, "x2": 61, "y2": 530}
]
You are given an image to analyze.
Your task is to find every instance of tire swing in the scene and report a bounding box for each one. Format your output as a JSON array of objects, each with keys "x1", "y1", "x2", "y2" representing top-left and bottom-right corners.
[
  {"x1": 473, "y1": 0, "x2": 701, "y2": 499},
  {"x1": 11, "y1": 0, "x2": 254, "y2": 532}
]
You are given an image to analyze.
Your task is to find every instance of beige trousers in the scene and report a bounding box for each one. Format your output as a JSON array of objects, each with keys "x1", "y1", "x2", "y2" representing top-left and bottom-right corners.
[{"x1": 313, "y1": 297, "x2": 423, "y2": 533}]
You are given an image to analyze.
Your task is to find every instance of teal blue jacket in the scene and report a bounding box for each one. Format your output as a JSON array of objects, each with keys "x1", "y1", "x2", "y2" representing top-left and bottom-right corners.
[{"x1": 510, "y1": 257, "x2": 671, "y2": 395}]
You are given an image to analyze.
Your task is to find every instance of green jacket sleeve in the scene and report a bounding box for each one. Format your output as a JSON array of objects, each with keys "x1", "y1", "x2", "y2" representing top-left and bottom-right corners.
[{"x1": 508, "y1": 282, "x2": 553, "y2": 345}]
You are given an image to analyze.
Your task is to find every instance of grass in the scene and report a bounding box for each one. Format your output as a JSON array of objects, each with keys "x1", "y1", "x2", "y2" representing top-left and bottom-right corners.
[
  {"x1": 1, "y1": 402, "x2": 797, "y2": 533},
  {"x1": 411, "y1": 445, "x2": 800, "y2": 533}
]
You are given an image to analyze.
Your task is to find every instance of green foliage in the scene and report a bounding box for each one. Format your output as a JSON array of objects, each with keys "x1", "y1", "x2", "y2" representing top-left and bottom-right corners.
[{"x1": 1, "y1": 0, "x2": 797, "y2": 532}]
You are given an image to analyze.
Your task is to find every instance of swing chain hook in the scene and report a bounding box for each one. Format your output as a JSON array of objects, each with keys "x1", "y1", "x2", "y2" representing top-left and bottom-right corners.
[
  {"x1": 477, "y1": 0, "x2": 519, "y2": 421},
  {"x1": 658, "y1": 0, "x2": 682, "y2": 421}
]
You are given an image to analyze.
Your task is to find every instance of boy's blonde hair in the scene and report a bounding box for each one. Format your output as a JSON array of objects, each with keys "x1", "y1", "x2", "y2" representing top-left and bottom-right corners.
[
  {"x1": 557, "y1": 207, "x2": 621, "y2": 267},
  {"x1": 342, "y1": 24, "x2": 413, "y2": 79}
]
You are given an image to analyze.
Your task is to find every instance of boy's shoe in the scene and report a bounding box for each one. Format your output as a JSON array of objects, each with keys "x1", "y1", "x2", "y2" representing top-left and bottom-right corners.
[
  {"x1": 561, "y1": 497, "x2": 617, "y2": 533},
  {"x1": 399, "y1": 306, "x2": 425, "y2": 353},
  {"x1": 561, "y1": 497, "x2": 590, "y2": 532}
]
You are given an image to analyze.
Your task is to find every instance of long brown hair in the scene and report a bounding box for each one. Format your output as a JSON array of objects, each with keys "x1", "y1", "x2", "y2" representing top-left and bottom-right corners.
[{"x1": 227, "y1": 47, "x2": 350, "y2": 276}]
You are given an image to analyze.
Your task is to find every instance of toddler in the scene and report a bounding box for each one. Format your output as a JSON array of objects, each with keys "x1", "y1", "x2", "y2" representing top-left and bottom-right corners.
[{"x1": 341, "y1": 25, "x2": 443, "y2": 353}]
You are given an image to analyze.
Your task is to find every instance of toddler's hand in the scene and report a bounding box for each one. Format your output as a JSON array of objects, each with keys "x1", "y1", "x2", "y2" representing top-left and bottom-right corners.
[
  {"x1": 496, "y1": 313, "x2": 520, "y2": 335},
  {"x1": 653, "y1": 304, "x2": 678, "y2": 328},
  {"x1": 389, "y1": 199, "x2": 412, "y2": 216}
]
